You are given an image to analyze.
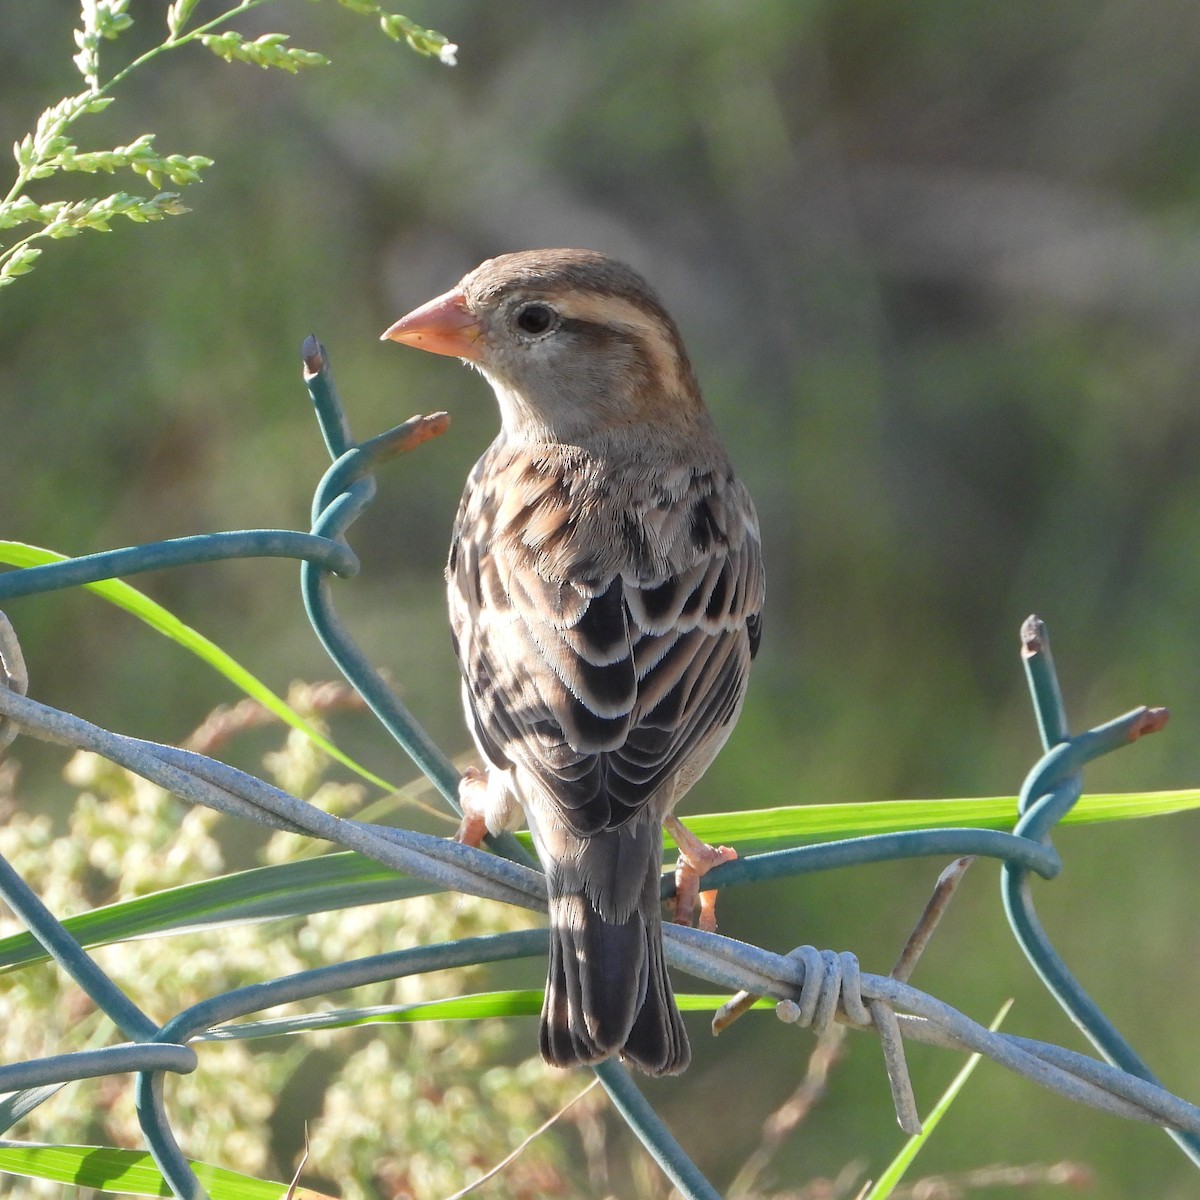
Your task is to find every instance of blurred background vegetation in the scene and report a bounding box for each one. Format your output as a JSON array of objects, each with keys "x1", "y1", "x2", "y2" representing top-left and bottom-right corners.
[{"x1": 3, "y1": 1, "x2": 1200, "y2": 1196}]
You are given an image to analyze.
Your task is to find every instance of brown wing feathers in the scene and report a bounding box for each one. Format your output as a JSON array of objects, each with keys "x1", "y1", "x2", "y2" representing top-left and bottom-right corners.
[{"x1": 449, "y1": 441, "x2": 762, "y2": 837}]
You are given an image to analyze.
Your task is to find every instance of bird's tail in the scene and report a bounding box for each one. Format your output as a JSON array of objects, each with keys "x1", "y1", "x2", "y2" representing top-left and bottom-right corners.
[{"x1": 538, "y1": 822, "x2": 690, "y2": 1076}]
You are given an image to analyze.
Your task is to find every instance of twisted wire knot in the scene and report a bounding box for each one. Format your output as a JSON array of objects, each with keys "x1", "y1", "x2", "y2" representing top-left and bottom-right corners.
[
  {"x1": 776, "y1": 945, "x2": 920, "y2": 1133},
  {"x1": 775, "y1": 946, "x2": 870, "y2": 1033}
]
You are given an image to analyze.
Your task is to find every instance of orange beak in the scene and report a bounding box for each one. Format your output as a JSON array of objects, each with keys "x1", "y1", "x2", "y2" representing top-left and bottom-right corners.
[{"x1": 380, "y1": 288, "x2": 483, "y2": 361}]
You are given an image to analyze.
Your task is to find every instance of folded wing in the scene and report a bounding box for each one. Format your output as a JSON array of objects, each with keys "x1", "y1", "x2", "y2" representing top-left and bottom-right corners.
[{"x1": 449, "y1": 444, "x2": 764, "y2": 838}]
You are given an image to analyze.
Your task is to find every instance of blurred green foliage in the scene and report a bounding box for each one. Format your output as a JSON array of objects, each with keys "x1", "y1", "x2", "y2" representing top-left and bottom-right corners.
[{"x1": 3, "y1": 1, "x2": 1200, "y2": 1195}]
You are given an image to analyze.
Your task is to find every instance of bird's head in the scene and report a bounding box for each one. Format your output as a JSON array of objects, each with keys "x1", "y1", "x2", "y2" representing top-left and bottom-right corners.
[{"x1": 382, "y1": 249, "x2": 707, "y2": 444}]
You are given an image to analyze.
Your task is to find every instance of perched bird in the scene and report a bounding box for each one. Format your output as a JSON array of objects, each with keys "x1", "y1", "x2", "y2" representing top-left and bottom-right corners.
[{"x1": 382, "y1": 249, "x2": 764, "y2": 1075}]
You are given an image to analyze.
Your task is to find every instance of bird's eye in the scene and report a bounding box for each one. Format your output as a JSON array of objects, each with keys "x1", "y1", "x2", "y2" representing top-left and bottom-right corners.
[{"x1": 514, "y1": 302, "x2": 557, "y2": 336}]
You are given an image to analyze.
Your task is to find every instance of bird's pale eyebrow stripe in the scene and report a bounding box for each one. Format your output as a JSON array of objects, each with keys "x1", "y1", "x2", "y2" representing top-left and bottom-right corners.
[{"x1": 557, "y1": 294, "x2": 687, "y2": 397}]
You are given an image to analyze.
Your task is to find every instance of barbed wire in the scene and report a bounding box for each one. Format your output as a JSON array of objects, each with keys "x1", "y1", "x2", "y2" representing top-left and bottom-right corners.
[{"x1": 0, "y1": 337, "x2": 1196, "y2": 1198}]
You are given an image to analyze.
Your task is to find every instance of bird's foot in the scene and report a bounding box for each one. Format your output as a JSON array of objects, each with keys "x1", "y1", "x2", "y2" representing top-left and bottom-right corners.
[
  {"x1": 666, "y1": 815, "x2": 736, "y2": 933},
  {"x1": 453, "y1": 765, "x2": 491, "y2": 847}
]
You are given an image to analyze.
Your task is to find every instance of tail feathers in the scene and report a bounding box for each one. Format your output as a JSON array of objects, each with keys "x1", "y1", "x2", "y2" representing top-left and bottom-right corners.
[
  {"x1": 540, "y1": 888, "x2": 690, "y2": 1076},
  {"x1": 622, "y1": 931, "x2": 689, "y2": 1075}
]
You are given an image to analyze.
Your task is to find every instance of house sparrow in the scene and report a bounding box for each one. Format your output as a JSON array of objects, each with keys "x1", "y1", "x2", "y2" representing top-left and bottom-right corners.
[{"x1": 382, "y1": 249, "x2": 764, "y2": 1075}]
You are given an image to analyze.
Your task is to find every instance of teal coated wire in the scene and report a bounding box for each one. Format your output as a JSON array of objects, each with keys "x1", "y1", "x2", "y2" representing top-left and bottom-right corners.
[
  {"x1": 134, "y1": 1071, "x2": 203, "y2": 1200},
  {"x1": 0, "y1": 1043, "x2": 196, "y2": 1093},
  {"x1": 301, "y1": 334, "x2": 353, "y2": 458},
  {"x1": 310, "y1": 418, "x2": 446, "y2": 526},
  {"x1": 299, "y1": 342, "x2": 462, "y2": 806},
  {"x1": 299, "y1": 338, "x2": 534, "y2": 866},
  {"x1": 679, "y1": 825, "x2": 1060, "y2": 899},
  {"x1": 157, "y1": 930, "x2": 549, "y2": 1045},
  {"x1": 0, "y1": 531, "x2": 357, "y2": 601},
  {"x1": 595, "y1": 1059, "x2": 723, "y2": 1200},
  {"x1": 1003, "y1": 619, "x2": 1200, "y2": 1165},
  {"x1": 0, "y1": 853, "x2": 159, "y2": 1045},
  {"x1": 1002, "y1": 847, "x2": 1200, "y2": 1163},
  {"x1": 300, "y1": 481, "x2": 463, "y2": 807},
  {"x1": 1020, "y1": 613, "x2": 1070, "y2": 749}
]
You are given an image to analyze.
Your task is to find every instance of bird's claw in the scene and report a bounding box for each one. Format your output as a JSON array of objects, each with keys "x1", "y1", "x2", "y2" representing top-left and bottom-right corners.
[
  {"x1": 454, "y1": 765, "x2": 491, "y2": 846},
  {"x1": 666, "y1": 816, "x2": 736, "y2": 932}
]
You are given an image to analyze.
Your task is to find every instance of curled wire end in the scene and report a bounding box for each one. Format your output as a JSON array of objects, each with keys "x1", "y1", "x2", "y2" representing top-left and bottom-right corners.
[{"x1": 0, "y1": 611, "x2": 30, "y2": 753}]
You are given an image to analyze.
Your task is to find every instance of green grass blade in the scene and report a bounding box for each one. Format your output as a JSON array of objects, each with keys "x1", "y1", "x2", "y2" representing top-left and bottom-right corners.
[
  {"x1": 0, "y1": 541, "x2": 393, "y2": 792},
  {"x1": 0, "y1": 853, "x2": 433, "y2": 972},
  {"x1": 206, "y1": 989, "x2": 546, "y2": 1038},
  {"x1": 0, "y1": 1142, "x2": 291, "y2": 1199},
  {"x1": 202, "y1": 990, "x2": 774, "y2": 1040},
  {"x1": 660, "y1": 790, "x2": 1200, "y2": 849},
  {"x1": 864, "y1": 999, "x2": 1013, "y2": 1199}
]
